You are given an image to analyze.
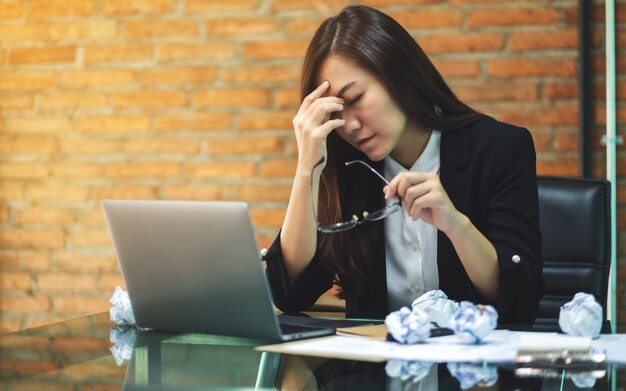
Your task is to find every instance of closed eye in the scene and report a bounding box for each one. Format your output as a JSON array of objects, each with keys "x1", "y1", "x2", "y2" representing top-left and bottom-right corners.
[{"x1": 348, "y1": 94, "x2": 362, "y2": 105}]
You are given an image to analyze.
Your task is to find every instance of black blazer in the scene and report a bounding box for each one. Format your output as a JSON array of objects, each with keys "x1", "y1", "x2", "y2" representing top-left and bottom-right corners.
[{"x1": 264, "y1": 118, "x2": 544, "y2": 324}]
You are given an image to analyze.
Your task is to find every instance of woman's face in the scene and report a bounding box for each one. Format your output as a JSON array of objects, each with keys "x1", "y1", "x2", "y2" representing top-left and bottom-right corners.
[{"x1": 317, "y1": 54, "x2": 414, "y2": 162}]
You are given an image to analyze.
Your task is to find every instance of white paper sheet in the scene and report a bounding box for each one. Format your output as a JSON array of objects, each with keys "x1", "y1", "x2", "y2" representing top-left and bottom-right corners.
[
  {"x1": 258, "y1": 330, "x2": 519, "y2": 363},
  {"x1": 591, "y1": 334, "x2": 626, "y2": 363}
]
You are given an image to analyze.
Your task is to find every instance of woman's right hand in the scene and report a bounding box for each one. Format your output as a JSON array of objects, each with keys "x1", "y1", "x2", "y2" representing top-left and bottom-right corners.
[{"x1": 292, "y1": 81, "x2": 345, "y2": 174}]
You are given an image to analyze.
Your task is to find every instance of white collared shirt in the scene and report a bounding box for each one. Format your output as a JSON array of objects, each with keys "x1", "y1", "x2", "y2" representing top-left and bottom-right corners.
[{"x1": 384, "y1": 131, "x2": 441, "y2": 311}]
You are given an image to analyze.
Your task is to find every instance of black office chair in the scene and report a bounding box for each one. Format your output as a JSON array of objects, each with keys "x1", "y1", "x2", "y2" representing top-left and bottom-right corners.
[{"x1": 534, "y1": 176, "x2": 611, "y2": 331}]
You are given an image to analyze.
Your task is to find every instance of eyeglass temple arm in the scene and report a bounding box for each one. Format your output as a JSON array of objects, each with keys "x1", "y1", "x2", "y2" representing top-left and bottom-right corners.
[{"x1": 344, "y1": 160, "x2": 390, "y2": 185}]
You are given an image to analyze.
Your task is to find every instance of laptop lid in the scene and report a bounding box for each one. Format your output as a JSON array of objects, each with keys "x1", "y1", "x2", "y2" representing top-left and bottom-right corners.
[{"x1": 102, "y1": 200, "x2": 331, "y2": 342}]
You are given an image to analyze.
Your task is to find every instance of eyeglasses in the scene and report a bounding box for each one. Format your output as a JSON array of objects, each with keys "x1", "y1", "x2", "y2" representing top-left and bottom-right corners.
[{"x1": 312, "y1": 158, "x2": 401, "y2": 233}]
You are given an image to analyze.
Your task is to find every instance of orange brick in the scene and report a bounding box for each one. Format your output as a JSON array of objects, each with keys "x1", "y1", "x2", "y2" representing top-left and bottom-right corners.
[
  {"x1": 259, "y1": 159, "x2": 297, "y2": 177},
  {"x1": 453, "y1": 82, "x2": 539, "y2": 102},
  {"x1": 85, "y1": 44, "x2": 153, "y2": 63},
  {"x1": 271, "y1": 0, "x2": 348, "y2": 12},
  {"x1": 54, "y1": 250, "x2": 118, "y2": 272},
  {"x1": 467, "y1": 8, "x2": 558, "y2": 27},
  {"x1": 39, "y1": 92, "x2": 108, "y2": 110},
  {"x1": 0, "y1": 250, "x2": 50, "y2": 271},
  {"x1": 206, "y1": 136, "x2": 284, "y2": 154},
  {"x1": 420, "y1": 33, "x2": 504, "y2": 53},
  {"x1": 0, "y1": 93, "x2": 34, "y2": 110},
  {"x1": 139, "y1": 66, "x2": 217, "y2": 85},
  {"x1": 122, "y1": 137, "x2": 201, "y2": 154},
  {"x1": 0, "y1": 294, "x2": 50, "y2": 311},
  {"x1": 544, "y1": 82, "x2": 579, "y2": 100},
  {"x1": 0, "y1": 204, "x2": 7, "y2": 223},
  {"x1": 239, "y1": 111, "x2": 294, "y2": 130},
  {"x1": 105, "y1": 162, "x2": 180, "y2": 178},
  {"x1": 94, "y1": 185, "x2": 157, "y2": 200},
  {"x1": 536, "y1": 155, "x2": 579, "y2": 176},
  {"x1": 3, "y1": 116, "x2": 72, "y2": 134},
  {"x1": 0, "y1": 228, "x2": 65, "y2": 250},
  {"x1": 162, "y1": 184, "x2": 229, "y2": 200},
  {"x1": 103, "y1": 0, "x2": 174, "y2": 15},
  {"x1": 100, "y1": 274, "x2": 125, "y2": 292},
  {"x1": 431, "y1": 59, "x2": 480, "y2": 78},
  {"x1": 160, "y1": 42, "x2": 236, "y2": 61},
  {"x1": 0, "y1": 317, "x2": 21, "y2": 333},
  {"x1": 510, "y1": 29, "x2": 578, "y2": 51},
  {"x1": 38, "y1": 273, "x2": 98, "y2": 292},
  {"x1": 233, "y1": 183, "x2": 292, "y2": 202},
  {"x1": 62, "y1": 69, "x2": 135, "y2": 88},
  {"x1": 0, "y1": 182, "x2": 23, "y2": 199},
  {"x1": 15, "y1": 206, "x2": 76, "y2": 225},
  {"x1": 76, "y1": 115, "x2": 150, "y2": 133},
  {"x1": 0, "y1": 272, "x2": 30, "y2": 290},
  {"x1": 0, "y1": 359, "x2": 59, "y2": 376},
  {"x1": 78, "y1": 207, "x2": 108, "y2": 226},
  {"x1": 0, "y1": 2, "x2": 21, "y2": 19},
  {"x1": 48, "y1": 21, "x2": 117, "y2": 41},
  {"x1": 155, "y1": 112, "x2": 232, "y2": 131},
  {"x1": 123, "y1": 20, "x2": 197, "y2": 38},
  {"x1": 0, "y1": 24, "x2": 48, "y2": 42},
  {"x1": 0, "y1": 71, "x2": 57, "y2": 91},
  {"x1": 52, "y1": 296, "x2": 108, "y2": 313},
  {"x1": 194, "y1": 88, "x2": 270, "y2": 107},
  {"x1": 54, "y1": 336, "x2": 106, "y2": 354},
  {"x1": 554, "y1": 130, "x2": 580, "y2": 151},
  {"x1": 113, "y1": 91, "x2": 187, "y2": 108},
  {"x1": 69, "y1": 228, "x2": 111, "y2": 247},
  {"x1": 488, "y1": 58, "x2": 576, "y2": 78},
  {"x1": 223, "y1": 64, "x2": 300, "y2": 83},
  {"x1": 285, "y1": 17, "x2": 326, "y2": 36},
  {"x1": 275, "y1": 87, "x2": 299, "y2": 108},
  {"x1": 244, "y1": 40, "x2": 309, "y2": 59},
  {"x1": 26, "y1": 0, "x2": 96, "y2": 18},
  {"x1": 0, "y1": 163, "x2": 48, "y2": 179},
  {"x1": 183, "y1": 162, "x2": 255, "y2": 178},
  {"x1": 185, "y1": 0, "x2": 258, "y2": 13},
  {"x1": 249, "y1": 207, "x2": 285, "y2": 227},
  {"x1": 27, "y1": 184, "x2": 90, "y2": 201},
  {"x1": 0, "y1": 136, "x2": 58, "y2": 155},
  {"x1": 205, "y1": 18, "x2": 279, "y2": 36},
  {"x1": 23, "y1": 315, "x2": 70, "y2": 330},
  {"x1": 500, "y1": 105, "x2": 579, "y2": 127},
  {"x1": 530, "y1": 130, "x2": 553, "y2": 153},
  {"x1": 50, "y1": 162, "x2": 102, "y2": 178},
  {"x1": 62, "y1": 137, "x2": 122, "y2": 155},
  {"x1": 390, "y1": 10, "x2": 461, "y2": 29}
]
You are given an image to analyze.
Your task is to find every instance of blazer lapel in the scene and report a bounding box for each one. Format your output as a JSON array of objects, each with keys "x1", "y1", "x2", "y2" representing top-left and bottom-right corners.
[{"x1": 440, "y1": 126, "x2": 472, "y2": 218}]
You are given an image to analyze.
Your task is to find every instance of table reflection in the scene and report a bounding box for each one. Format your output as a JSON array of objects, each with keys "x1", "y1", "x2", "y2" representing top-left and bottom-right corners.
[
  {"x1": 117, "y1": 326, "x2": 611, "y2": 390},
  {"x1": 0, "y1": 313, "x2": 620, "y2": 390}
]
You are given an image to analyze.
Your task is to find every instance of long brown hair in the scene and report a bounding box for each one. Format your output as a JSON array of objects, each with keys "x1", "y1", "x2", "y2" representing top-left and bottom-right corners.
[{"x1": 301, "y1": 6, "x2": 487, "y2": 299}]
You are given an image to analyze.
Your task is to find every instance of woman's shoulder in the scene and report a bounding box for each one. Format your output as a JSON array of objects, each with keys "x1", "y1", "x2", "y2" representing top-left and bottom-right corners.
[{"x1": 462, "y1": 117, "x2": 533, "y2": 148}]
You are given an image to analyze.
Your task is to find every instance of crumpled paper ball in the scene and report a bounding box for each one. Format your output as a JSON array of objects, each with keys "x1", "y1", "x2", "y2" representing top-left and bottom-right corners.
[
  {"x1": 109, "y1": 286, "x2": 136, "y2": 326},
  {"x1": 570, "y1": 372, "x2": 598, "y2": 388},
  {"x1": 411, "y1": 289, "x2": 459, "y2": 328},
  {"x1": 385, "y1": 306, "x2": 431, "y2": 344},
  {"x1": 450, "y1": 301, "x2": 498, "y2": 344},
  {"x1": 109, "y1": 325, "x2": 137, "y2": 366},
  {"x1": 447, "y1": 363, "x2": 498, "y2": 389},
  {"x1": 559, "y1": 292, "x2": 602, "y2": 339},
  {"x1": 385, "y1": 360, "x2": 434, "y2": 383}
]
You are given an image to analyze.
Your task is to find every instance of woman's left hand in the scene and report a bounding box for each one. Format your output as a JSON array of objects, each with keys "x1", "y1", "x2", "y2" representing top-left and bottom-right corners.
[{"x1": 384, "y1": 172, "x2": 461, "y2": 234}]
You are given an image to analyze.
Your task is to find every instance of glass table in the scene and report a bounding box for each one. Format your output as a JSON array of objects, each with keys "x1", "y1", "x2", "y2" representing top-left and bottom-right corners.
[{"x1": 1, "y1": 312, "x2": 624, "y2": 390}]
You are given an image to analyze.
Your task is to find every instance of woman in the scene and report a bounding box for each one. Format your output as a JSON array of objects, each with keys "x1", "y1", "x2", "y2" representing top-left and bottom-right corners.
[{"x1": 263, "y1": 5, "x2": 543, "y2": 324}]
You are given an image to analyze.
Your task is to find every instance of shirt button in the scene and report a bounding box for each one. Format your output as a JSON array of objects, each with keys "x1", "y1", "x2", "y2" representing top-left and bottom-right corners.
[
  {"x1": 411, "y1": 243, "x2": 418, "y2": 251},
  {"x1": 512, "y1": 255, "x2": 521, "y2": 264}
]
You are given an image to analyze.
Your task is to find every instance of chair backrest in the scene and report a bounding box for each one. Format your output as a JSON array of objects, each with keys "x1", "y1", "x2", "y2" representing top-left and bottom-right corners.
[{"x1": 535, "y1": 176, "x2": 611, "y2": 328}]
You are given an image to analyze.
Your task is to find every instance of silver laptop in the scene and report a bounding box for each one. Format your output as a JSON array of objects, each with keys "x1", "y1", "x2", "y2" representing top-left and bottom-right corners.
[{"x1": 102, "y1": 200, "x2": 334, "y2": 342}]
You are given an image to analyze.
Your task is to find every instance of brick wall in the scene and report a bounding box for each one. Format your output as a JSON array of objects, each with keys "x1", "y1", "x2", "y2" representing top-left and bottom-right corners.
[{"x1": 0, "y1": 0, "x2": 624, "y2": 332}]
